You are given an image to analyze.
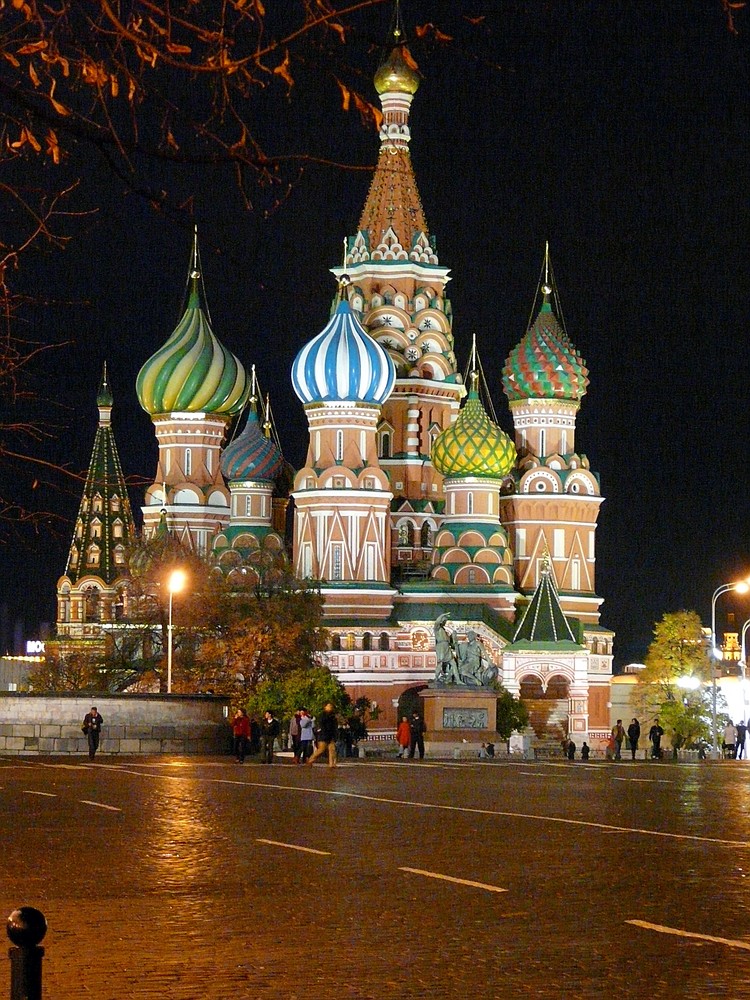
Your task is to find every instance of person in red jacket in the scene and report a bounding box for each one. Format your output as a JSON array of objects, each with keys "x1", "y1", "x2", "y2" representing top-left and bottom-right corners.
[
  {"x1": 396, "y1": 716, "x2": 411, "y2": 758},
  {"x1": 231, "y1": 708, "x2": 250, "y2": 763}
]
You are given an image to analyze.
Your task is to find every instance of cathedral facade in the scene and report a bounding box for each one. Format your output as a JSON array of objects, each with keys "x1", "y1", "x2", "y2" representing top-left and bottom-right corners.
[{"x1": 56, "y1": 25, "x2": 614, "y2": 744}]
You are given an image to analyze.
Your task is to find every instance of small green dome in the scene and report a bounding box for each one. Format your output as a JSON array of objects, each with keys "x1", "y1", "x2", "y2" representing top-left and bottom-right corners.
[{"x1": 432, "y1": 387, "x2": 516, "y2": 479}]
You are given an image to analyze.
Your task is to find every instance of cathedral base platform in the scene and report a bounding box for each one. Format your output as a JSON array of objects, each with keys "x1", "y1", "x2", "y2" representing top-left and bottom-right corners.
[{"x1": 419, "y1": 685, "x2": 498, "y2": 744}]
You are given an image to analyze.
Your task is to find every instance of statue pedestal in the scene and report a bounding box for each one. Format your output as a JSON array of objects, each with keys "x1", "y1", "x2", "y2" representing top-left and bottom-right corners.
[{"x1": 420, "y1": 685, "x2": 498, "y2": 756}]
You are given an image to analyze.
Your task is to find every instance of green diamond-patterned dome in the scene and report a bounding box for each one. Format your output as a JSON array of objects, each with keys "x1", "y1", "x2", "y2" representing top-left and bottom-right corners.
[
  {"x1": 432, "y1": 388, "x2": 516, "y2": 478},
  {"x1": 502, "y1": 300, "x2": 589, "y2": 402}
]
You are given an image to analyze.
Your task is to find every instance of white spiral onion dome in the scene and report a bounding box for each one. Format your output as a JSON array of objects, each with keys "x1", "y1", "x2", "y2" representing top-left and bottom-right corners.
[{"x1": 291, "y1": 299, "x2": 396, "y2": 405}]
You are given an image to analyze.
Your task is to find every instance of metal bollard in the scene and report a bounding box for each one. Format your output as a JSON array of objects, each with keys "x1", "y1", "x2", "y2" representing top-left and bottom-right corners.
[{"x1": 7, "y1": 908, "x2": 46, "y2": 1000}]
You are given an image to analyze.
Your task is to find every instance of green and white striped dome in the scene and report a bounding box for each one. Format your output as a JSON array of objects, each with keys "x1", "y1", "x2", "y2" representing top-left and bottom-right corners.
[{"x1": 137, "y1": 270, "x2": 249, "y2": 417}]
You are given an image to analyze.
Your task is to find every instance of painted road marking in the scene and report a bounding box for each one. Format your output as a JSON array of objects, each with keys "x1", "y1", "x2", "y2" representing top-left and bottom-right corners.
[
  {"x1": 22, "y1": 790, "x2": 56, "y2": 797},
  {"x1": 627, "y1": 919, "x2": 750, "y2": 951},
  {"x1": 82, "y1": 765, "x2": 750, "y2": 848},
  {"x1": 79, "y1": 800, "x2": 122, "y2": 812},
  {"x1": 400, "y1": 867, "x2": 507, "y2": 893},
  {"x1": 518, "y1": 770, "x2": 573, "y2": 778},
  {"x1": 257, "y1": 838, "x2": 330, "y2": 856},
  {"x1": 613, "y1": 777, "x2": 672, "y2": 784}
]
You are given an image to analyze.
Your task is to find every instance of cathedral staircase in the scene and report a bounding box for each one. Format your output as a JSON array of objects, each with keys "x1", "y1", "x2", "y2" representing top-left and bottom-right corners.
[{"x1": 525, "y1": 698, "x2": 569, "y2": 757}]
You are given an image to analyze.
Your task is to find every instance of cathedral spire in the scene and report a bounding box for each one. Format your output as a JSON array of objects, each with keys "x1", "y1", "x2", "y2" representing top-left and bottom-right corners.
[
  {"x1": 56, "y1": 368, "x2": 135, "y2": 637},
  {"x1": 355, "y1": 11, "x2": 432, "y2": 262}
]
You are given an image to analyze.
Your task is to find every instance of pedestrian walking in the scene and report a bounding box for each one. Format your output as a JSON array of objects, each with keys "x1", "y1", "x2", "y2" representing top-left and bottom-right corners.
[
  {"x1": 736, "y1": 720, "x2": 747, "y2": 759},
  {"x1": 566, "y1": 739, "x2": 576, "y2": 761},
  {"x1": 306, "y1": 702, "x2": 338, "y2": 768},
  {"x1": 649, "y1": 718, "x2": 664, "y2": 759},
  {"x1": 231, "y1": 708, "x2": 250, "y2": 763},
  {"x1": 611, "y1": 719, "x2": 626, "y2": 760},
  {"x1": 289, "y1": 710, "x2": 302, "y2": 764},
  {"x1": 82, "y1": 706, "x2": 103, "y2": 760},
  {"x1": 260, "y1": 709, "x2": 280, "y2": 764},
  {"x1": 408, "y1": 711, "x2": 426, "y2": 759},
  {"x1": 723, "y1": 721, "x2": 737, "y2": 759},
  {"x1": 396, "y1": 715, "x2": 411, "y2": 758},
  {"x1": 581, "y1": 741, "x2": 590, "y2": 761},
  {"x1": 298, "y1": 708, "x2": 314, "y2": 762},
  {"x1": 627, "y1": 717, "x2": 641, "y2": 760}
]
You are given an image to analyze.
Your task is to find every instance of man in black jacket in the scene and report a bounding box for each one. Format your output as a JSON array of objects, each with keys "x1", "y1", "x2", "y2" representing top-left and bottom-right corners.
[
  {"x1": 408, "y1": 711, "x2": 426, "y2": 760},
  {"x1": 82, "y1": 706, "x2": 103, "y2": 760},
  {"x1": 260, "y1": 710, "x2": 280, "y2": 764},
  {"x1": 306, "y1": 702, "x2": 338, "y2": 768}
]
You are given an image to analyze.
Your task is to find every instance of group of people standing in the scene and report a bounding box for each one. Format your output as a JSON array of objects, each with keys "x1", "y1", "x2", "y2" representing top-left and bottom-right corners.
[
  {"x1": 722, "y1": 720, "x2": 748, "y2": 759},
  {"x1": 230, "y1": 703, "x2": 341, "y2": 768},
  {"x1": 396, "y1": 712, "x2": 427, "y2": 759},
  {"x1": 608, "y1": 717, "x2": 664, "y2": 760}
]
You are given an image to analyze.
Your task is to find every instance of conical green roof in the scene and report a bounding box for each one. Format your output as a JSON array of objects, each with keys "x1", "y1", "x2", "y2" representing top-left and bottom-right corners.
[
  {"x1": 65, "y1": 370, "x2": 135, "y2": 584},
  {"x1": 507, "y1": 561, "x2": 583, "y2": 650}
]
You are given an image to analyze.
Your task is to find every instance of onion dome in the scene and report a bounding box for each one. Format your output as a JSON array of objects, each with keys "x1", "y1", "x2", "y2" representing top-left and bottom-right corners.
[
  {"x1": 374, "y1": 41, "x2": 420, "y2": 96},
  {"x1": 292, "y1": 298, "x2": 395, "y2": 405},
  {"x1": 502, "y1": 298, "x2": 589, "y2": 402},
  {"x1": 221, "y1": 404, "x2": 284, "y2": 484},
  {"x1": 432, "y1": 384, "x2": 516, "y2": 479},
  {"x1": 136, "y1": 267, "x2": 249, "y2": 417}
]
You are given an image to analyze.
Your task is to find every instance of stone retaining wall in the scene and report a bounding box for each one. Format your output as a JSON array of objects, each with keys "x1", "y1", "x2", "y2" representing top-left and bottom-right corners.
[{"x1": 0, "y1": 693, "x2": 232, "y2": 755}]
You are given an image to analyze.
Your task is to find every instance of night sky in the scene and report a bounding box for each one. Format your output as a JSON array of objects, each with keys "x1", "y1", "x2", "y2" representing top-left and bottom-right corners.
[{"x1": 3, "y1": 1, "x2": 749, "y2": 668}]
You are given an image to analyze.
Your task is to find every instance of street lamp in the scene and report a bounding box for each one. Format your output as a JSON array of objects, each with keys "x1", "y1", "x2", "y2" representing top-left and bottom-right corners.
[
  {"x1": 167, "y1": 569, "x2": 187, "y2": 694},
  {"x1": 741, "y1": 618, "x2": 750, "y2": 726},
  {"x1": 710, "y1": 580, "x2": 750, "y2": 759}
]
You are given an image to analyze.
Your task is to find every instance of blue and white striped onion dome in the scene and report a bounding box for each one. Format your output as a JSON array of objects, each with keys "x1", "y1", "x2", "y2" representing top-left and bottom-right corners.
[
  {"x1": 220, "y1": 407, "x2": 284, "y2": 483},
  {"x1": 291, "y1": 299, "x2": 396, "y2": 405}
]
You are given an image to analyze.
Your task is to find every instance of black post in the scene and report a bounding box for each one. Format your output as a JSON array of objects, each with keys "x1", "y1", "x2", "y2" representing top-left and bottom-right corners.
[{"x1": 7, "y1": 908, "x2": 46, "y2": 1000}]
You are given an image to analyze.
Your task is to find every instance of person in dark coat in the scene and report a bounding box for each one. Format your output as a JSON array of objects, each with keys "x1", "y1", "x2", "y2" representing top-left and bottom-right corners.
[
  {"x1": 408, "y1": 711, "x2": 426, "y2": 760},
  {"x1": 649, "y1": 718, "x2": 664, "y2": 759},
  {"x1": 736, "y1": 720, "x2": 748, "y2": 759},
  {"x1": 82, "y1": 706, "x2": 103, "y2": 760},
  {"x1": 627, "y1": 718, "x2": 641, "y2": 760},
  {"x1": 306, "y1": 702, "x2": 338, "y2": 768},
  {"x1": 260, "y1": 710, "x2": 280, "y2": 764}
]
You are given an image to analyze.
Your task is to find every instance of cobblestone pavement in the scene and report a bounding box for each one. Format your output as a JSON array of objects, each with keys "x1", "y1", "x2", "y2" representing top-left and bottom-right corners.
[{"x1": 2, "y1": 754, "x2": 750, "y2": 999}]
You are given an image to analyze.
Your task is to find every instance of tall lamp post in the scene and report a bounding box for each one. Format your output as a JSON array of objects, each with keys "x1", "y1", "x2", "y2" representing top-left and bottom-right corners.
[
  {"x1": 710, "y1": 580, "x2": 750, "y2": 759},
  {"x1": 167, "y1": 569, "x2": 187, "y2": 694},
  {"x1": 741, "y1": 618, "x2": 750, "y2": 728}
]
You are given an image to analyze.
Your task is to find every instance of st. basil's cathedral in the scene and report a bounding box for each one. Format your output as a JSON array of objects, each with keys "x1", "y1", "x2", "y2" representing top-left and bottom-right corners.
[{"x1": 54, "y1": 22, "x2": 614, "y2": 745}]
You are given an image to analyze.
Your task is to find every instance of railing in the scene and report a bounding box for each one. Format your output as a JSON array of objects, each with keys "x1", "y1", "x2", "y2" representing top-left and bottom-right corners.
[{"x1": 6, "y1": 908, "x2": 46, "y2": 1000}]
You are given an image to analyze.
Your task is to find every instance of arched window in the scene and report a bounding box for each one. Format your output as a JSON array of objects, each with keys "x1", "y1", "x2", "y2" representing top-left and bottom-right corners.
[
  {"x1": 381, "y1": 433, "x2": 391, "y2": 459},
  {"x1": 345, "y1": 632, "x2": 356, "y2": 651},
  {"x1": 362, "y1": 632, "x2": 373, "y2": 650},
  {"x1": 336, "y1": 430, "x2": 344, "y2": 462},
  {"x1": 332, "y1": 634, "x2": 342, "y2": 651},
  {"x1": 184, "y1": 448, "x2": 192, "y2": 476},
  {"x1": 379, "y1": 632, "x2": 390, "y2": 651},
  {"x1": 421, "y1": 523, "x2": 432, "y2": 548},
  {"x1": 398, "y1": 521, "x2": 414, "y2": 546}
]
